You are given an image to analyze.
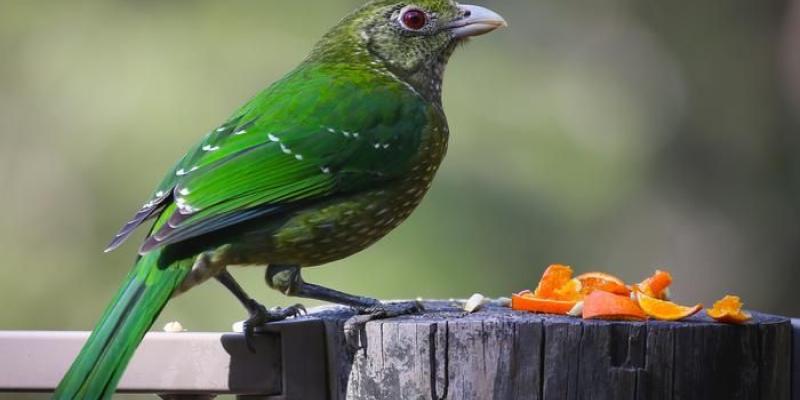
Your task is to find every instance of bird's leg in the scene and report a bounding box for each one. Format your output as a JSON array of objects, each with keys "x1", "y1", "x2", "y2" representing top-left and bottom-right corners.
[
  {"x1": 266, "y1": 265, "x2": 423, "y2": 345},
  {"x1": 267, "y1": 264, "x2": 380, "y2": 308},
  {"x1": 215, "y1": 269, "x2": 305, "y2": 351}
]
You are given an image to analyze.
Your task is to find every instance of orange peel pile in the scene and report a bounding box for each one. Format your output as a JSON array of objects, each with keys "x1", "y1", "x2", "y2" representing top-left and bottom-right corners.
[{"x1": 511, "y1": 264, "x2": 750, "y2": 324}]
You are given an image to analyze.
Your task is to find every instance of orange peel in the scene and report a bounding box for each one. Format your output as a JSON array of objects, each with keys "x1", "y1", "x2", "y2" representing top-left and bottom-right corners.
[
  {"x1": 583, "y1": 290, "x2": 647, "y2": 321},
  {"x1": 532, "y1": 264, "x2": 574, "y2": 300},
  {"x1": 707, "y1": 295, "x2": 752, "y2": 324},
  {"x1": 575, "y1": 272, "x2": 630, "y2": 296},
  {"x1": 635, "y1": 290, "x2": 702, "y2": 321},
  {"x1": 635, "y1": 270, "x2": 672, "y2": 299},
  {"x1": 511, "y1": 291, "x2": 578, "y2": 315}
]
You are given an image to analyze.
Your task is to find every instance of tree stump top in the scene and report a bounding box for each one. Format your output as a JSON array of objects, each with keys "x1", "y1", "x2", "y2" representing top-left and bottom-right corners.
[
  {"x1": 313, "y1": 301, "x2": 792, "y2": 400},
  {"x1": 314, "y1": 300, "x2": 788, "y2": 326}
]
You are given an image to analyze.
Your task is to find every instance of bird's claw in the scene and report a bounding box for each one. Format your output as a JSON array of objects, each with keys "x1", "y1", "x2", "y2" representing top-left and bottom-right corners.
[
  {"x1": 361, "y1": 300, "x2": 424, "y2": 318},
  {"x1": 242, "y1": 301, "x2": 307, "y2": 352},
  {"x1": 279, "y1": 303, "x2": 308, "y2": 318},
  {"x1": 344, "y1": 300, "x2": 424, "y2": 349}
]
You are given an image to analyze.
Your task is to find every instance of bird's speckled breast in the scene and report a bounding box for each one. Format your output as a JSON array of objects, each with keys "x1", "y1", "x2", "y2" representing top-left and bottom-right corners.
[{"x1": 255, "y1": 113, "x2": 449, "y2": 267}]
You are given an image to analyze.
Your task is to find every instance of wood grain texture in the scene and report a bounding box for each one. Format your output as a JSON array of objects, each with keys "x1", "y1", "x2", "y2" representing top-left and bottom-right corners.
[{"x1": 311, "y1": 302, "x2": 791, "y2": 400}]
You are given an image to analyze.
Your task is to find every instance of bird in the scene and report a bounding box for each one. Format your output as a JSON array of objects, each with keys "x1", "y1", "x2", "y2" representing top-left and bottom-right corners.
[{"x1": 54, "y1": 1, "x2": 506, "y2": 398}]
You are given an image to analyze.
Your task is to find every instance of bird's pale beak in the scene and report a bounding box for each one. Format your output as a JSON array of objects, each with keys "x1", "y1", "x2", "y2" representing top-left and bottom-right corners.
[{"x1": 448, "y1": 4, "x2": 508, "y2": 39}]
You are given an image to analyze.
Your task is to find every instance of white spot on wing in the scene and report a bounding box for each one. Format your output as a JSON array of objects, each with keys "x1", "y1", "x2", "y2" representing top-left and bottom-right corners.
[
  {"x1": 268, "y1": 134, "x2": 280, "y2": 142},
  {"x1": 175, "y1": 197, "x2": 200, "y2": 214}
]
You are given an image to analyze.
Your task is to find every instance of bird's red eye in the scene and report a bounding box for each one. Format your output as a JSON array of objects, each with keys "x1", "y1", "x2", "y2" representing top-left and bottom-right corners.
[{"x1": 401, "y1": 9, "x2": 428, "y2": 30}]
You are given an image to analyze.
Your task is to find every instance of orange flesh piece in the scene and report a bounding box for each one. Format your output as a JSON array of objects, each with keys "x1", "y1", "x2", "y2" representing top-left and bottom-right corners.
[
  {"x1": 512, "y1": 292, "x2": 578, "y2": 315},
  {"x1": 583, "y1": 290, "x2": 647, "y2": 321},
  {"x1": 553, "y1": 278, "x2": 583, "y2": 301},
  {"x1": 575, "y1": 272, "x2": 631, "y2": 296},
  {"x1": 707, "y1": 295, "x2": 752, "y2": 324},
  {"x1": 635, "y1": 291, "x2": 702, "y2": 321},
  {"x1": 533, "y1": 264, "x2": 574, "y2": 299}
]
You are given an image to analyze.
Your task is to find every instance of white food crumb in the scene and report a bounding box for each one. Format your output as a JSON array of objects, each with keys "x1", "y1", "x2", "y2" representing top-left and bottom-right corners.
[
  {"x1": 463, "y1": 293, "x2": 487, "y2": 313},
  {"x1": 568, "y1": 301, "x2": 585, "y2": 317},
  {"x1": 163, "y1": 321, "x2": 186, "y2": 333},
  {"x1": 493, "y1": 297, "x2": 512, "y2": 307}
]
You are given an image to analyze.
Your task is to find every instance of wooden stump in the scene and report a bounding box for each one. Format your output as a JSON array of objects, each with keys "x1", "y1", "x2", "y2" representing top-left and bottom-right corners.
[{"x1": 312, "y1": 301, "x2": 791, "y2": 400}]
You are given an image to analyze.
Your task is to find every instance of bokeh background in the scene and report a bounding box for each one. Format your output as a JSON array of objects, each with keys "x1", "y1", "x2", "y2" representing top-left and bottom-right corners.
[{"x1": 1, "y1": 0, "x2": 799, "y2": 396}]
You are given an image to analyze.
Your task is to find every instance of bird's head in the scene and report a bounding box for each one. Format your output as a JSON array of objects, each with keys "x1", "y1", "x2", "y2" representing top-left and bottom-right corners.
[{"x1": 311, "y1": 0, "x2": 507, "y2": 101}]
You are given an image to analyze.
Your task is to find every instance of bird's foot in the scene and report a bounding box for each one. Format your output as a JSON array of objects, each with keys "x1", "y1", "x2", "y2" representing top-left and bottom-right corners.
[
  {"x1": 242, "y1": 300, "x2": 306, "y2": 352},
  {"x1": 358, "y1": 300, "x2": 424, "y2": 318},
  {"x1": 344, "y1": 300, "x2": 424, "y2": 349}
]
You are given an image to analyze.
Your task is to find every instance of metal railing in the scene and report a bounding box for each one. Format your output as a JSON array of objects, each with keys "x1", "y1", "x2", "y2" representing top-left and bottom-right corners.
[{"x1": 0, "y1": 318, "x2": 329, "y2": 399}]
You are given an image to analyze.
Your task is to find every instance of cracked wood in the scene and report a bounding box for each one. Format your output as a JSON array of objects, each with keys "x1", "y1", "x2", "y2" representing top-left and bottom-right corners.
[{"x1": 312, "y1": 301, "x2": 791, "y2": 400}]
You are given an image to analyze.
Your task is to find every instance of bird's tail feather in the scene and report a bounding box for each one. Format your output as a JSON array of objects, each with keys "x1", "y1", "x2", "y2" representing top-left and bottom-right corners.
[{"x1": 54, "y1": 249, "x2": 193, "y2": 400}]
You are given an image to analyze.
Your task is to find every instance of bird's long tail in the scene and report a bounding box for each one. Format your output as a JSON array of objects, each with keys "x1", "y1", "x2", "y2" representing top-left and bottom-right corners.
[{"x1": 54, "y1": 249, "x2": 193, "y2": 399}]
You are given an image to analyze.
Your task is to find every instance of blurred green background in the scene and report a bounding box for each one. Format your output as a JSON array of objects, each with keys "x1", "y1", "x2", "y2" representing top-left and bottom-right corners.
[{"x1": 1, "y1": 0, "x2": 799, "y2": 355}]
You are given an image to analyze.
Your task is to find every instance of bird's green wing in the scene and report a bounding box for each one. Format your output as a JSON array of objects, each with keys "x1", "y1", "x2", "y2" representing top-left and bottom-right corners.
[{"x1": 107, "y1": 64, "x2": 430, "y2": 253}]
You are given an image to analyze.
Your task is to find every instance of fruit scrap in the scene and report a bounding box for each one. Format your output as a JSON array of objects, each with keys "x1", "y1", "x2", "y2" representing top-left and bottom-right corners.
[
  {"x1": 635, "y1": 270, "x2": 672, "y2": 299},
  {"x1": 463, "y1": 293, "x2": 487, "y2": 313},
  {"x1": 583, "y1": 290, "x2": 647, "y2": 321},
  {"x1": 514, "y1": 264, "x2": 632, "y2": 315},
  {"x1": 575, "y1": 272, "x2": 631, "y2": 296},
  {"x1": 707, "y1": 295, "x2": 752, "y2": 324},
  {"x1": 512, "y1": 265, "x2": 709, "y2": 323},
  {"x1": 635, "y1": 290, "x2": 702, "y2": 321},
  {"x1": 533, "y1": 264, "x2": 576, "y2": 300},
  {"x1": 512, "y1": 291, "x2": 578, "y2": 315},
  {"x1": 567, "y1": 301, "x2": 584, "y2": 317},
  {"x1": 532, "y1": 265, "x2": 631, "y2": 301}
]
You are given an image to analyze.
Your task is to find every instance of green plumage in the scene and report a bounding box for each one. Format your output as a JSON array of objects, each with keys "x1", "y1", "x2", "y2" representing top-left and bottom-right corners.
[
  {"x1": 55, "y1": 250, "x2": 193, "y2": 399},
  {"x1": 136, "y1": 62, "x2": 440, "y2": 255},
  {"x1": 55, "y1": 0, "x2": 505, "y2": 398}
]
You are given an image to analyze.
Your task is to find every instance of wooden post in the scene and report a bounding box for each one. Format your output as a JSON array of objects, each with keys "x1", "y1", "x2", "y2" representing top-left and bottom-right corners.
[
  {"x1": 0, "y1": 302, "x2": 793, "y2": 399},
  {"x1": 314, "y1": 301, "x2": 792, "y2": 400}
]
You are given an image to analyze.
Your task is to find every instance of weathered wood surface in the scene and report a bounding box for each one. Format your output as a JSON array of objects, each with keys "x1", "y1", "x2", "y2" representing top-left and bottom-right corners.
[{"x1": 311, "y1": 301, "x2": 791, "y2": 400}]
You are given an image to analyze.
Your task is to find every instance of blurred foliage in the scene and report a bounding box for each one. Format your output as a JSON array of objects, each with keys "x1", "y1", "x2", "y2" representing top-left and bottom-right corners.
[{"x1": 0, "y1": 0, "x2": 798, "y2": 387}]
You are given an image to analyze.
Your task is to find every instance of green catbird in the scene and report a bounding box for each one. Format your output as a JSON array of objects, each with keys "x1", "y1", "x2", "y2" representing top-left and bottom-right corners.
[{"x1": 54, "y1": 1, "x2": 505, "y2": 398}]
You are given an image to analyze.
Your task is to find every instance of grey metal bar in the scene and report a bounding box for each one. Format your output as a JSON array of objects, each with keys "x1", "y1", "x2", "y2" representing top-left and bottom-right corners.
[{"x1": 0, "y1": 318, "x2": 327, "y2": 399}]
